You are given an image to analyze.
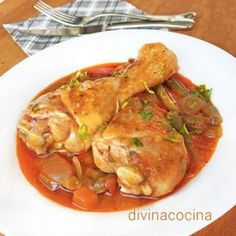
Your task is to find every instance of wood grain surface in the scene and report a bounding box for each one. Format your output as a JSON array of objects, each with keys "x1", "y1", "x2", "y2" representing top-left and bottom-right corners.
[{"x1": 0, "y1": 0, "x2": 235, "y2": 235}]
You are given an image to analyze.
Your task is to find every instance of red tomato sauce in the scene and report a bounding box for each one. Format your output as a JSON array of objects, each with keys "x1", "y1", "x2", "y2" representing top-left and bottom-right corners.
[{"x1": 16, "y1": 63, "x2": 222, "y2": 212}]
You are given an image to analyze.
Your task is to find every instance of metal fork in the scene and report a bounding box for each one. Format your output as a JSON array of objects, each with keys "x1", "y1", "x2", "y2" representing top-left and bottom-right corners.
[{"x1": 34, "y1": 0, "x2": 196, "y2": 27}]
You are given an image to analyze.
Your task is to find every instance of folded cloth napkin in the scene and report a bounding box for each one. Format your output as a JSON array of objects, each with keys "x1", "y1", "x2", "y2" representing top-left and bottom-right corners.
[{"x1": 3, "y1": 0, "x2": 146, "y2": 55}]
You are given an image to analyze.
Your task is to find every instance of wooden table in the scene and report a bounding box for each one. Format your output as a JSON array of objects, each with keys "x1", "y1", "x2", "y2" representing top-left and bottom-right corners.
[{"x1": 0, "y1": 0, "x2": 235, "y2": 235}]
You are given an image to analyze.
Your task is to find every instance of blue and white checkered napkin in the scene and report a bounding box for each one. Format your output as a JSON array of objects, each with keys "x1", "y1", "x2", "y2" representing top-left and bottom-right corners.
[{"x1": 3, "y1": 0, "x2": 146, "y2": 55}]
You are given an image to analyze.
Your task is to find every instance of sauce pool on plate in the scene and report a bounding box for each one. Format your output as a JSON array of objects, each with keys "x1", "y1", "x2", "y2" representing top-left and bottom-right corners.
[{"x1": 16, "y1": 63, "x2": 222, "y2": 212}]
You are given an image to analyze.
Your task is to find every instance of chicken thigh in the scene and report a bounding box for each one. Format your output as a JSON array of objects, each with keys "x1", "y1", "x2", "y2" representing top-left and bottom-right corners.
[
  {"x1": 92, "y1": 93, "x2": 189, "y2": 198},
  {"x1": 18, "y1": 77, "x2": 119, "y2": 154},
  {"x1": 18, "y1": 43, "x2": 178, "y2": 155}
]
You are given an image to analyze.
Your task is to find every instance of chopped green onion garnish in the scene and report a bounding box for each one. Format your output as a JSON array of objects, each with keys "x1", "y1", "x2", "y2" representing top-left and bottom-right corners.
[
  {"x1": 75, "y1": 71, "x2": 89, "y2": 80},
  {"x1": 112, "y1": 71, "x2": 127, "y2": 79},
  {"x1": 68, "y1": 71, "x2": 89, "y2": 88},
  {"x1": 59, "y1": 84, "x2": 68, "y2": 90},
  {"x1": 143, "y1": 81, "x2": 155, "y2": 94},
  {"x1": 166, "y1": 112, "x2": 184, "y2": 132},
  {"x1": 165, "y1": 134, "x2": 182, "y2": 143},
  {"x1": 78, "y1": 124, "x2": 88, "y2": 140},
  {"x1": 179, "y1": 123, "x2": 189, "y2": 135},
  {"x1": 121, "y1": 100, "x2": 129, "y2": 109},
  {"x1": 143, "y1": 99, "x2": 150, "y2": 105},
  {"x1": 188, "y1": 102, "x2": 197, "y2": 109},
  {"x1": 140, "y1": 110, "x2": 153, "y2": 121},
  {"x1": 191, "y1": 84, "x2": 212, "y2": 101},
  {"x1": 68, "y1": 77, "x2": 81, "y2": 88},
  {"x1": 132, "y1": 137, "x2": 143, "y2": 147},
  {"x1": 166, "y1": 114, "x2": 175, "y2": 128}
]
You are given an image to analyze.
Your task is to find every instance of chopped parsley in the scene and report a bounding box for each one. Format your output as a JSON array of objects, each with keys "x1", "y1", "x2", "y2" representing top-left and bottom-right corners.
[
  {"x1": 166, "y1": 113, "x2": 175, "y2": 128},
  {"x1": 78, "y1": 124, "x2": 88, "y2": 140},
  {"x1": 143, "y1": 81, "x2": 155, "y2": 94},
  {"x1": 68, "y1": 76, "x2": 81, "y2": 88},
  {"x1": 121, "y1": 100, "x2": 129, "y2": 109},
  {"x1": 59, "y1": 84, "x2": 68, "y2": 90},
  {"x1": 166, "y1": 112, "x2": 183, "y2": 131},
  {"x1": 140, "y1": 110, "x2": 153, "y2": 121},
  {"x1": 143, "y1": 99, "x2": 150, "y2": 105},
  {"x1": 132, "y1": 137, "x2": 143, "y2": 147},
  {"x1": 165, "y1": 134, "x2": 182, "y2": 143},
  {"x1": 112, "y1": 70, "x2": 127, "y2": 79},
  {"x1": 179, "y1": 123, "x2": 189, "y2": 135},
  {"x1": 191, "y1": 84, "x2": 212, "y2": 101},
  {"x1": 188, "y1": 102, "x2": 197, "y2": 109},
  {"x1": 166, "y1": 112, "x2": 189, "y2": 136},
  {"x1": 67, "y1": 71, "x2": 89, "y2": 88},
  {"x1": 75, "y1": 71, "x2": 89, "y2": 80}
]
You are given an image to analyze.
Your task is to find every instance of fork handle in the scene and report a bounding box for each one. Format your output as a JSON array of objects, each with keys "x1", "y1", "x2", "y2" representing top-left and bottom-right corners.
[{"x1": 85, "y1": 12, "x2": 196, "y2": 24}]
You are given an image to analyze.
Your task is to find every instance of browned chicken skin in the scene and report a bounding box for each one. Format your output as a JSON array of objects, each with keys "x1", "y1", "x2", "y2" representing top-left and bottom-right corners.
[
  {"x1": 92, "y1": 93, "x2": 189, "y2": 198},
  {"x1": 118, "y1": 43, "x2": 178, "y2": 102},
  {"x1": 17, "y1": 43, "x2": 178, "y2": 155}
]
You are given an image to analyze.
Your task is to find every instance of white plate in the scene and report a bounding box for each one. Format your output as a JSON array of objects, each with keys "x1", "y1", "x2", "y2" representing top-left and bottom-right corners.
[{"x1": 0, "y1": 30, "x2": 235, "y2": 236}]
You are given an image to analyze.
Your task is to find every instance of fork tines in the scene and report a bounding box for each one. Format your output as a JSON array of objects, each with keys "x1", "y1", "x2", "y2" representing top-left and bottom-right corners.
[{"x1": 34, "y1": 0, "x2": 76, "y2": 24}]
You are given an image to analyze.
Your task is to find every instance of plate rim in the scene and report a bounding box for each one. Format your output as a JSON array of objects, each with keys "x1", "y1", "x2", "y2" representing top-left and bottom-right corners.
[{"x1": 0, "y1": 29, "x2": 235, "y2": 236}]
